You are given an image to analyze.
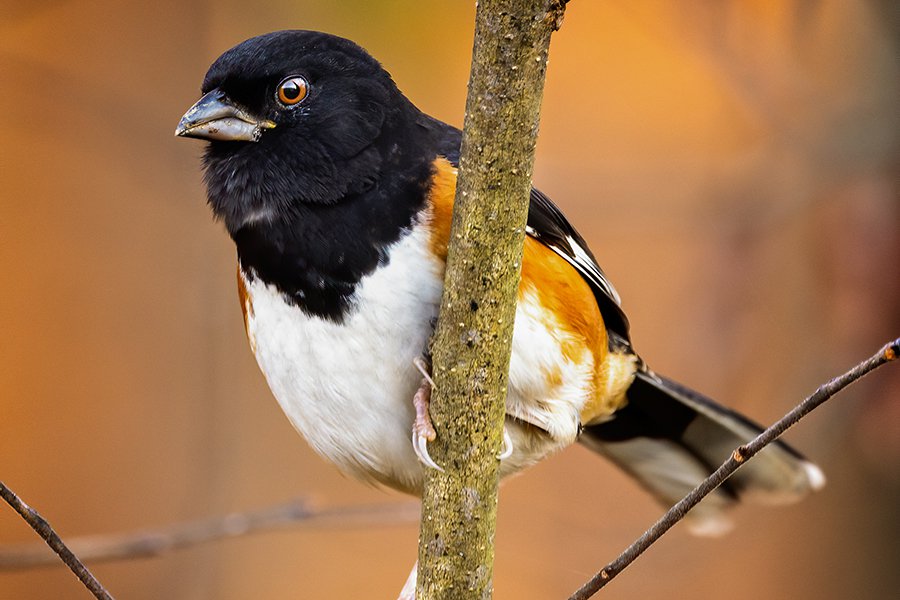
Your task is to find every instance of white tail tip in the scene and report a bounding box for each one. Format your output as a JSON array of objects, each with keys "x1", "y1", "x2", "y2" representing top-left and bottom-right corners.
[{"x1": 803, "y1": 461, "x2": 827, "y2": 491}]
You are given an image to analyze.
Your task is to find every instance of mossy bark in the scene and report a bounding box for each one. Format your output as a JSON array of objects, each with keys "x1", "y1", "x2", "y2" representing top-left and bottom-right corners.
[{"x1": 416, "y1": 1, "x2": 567, "y2": 598}]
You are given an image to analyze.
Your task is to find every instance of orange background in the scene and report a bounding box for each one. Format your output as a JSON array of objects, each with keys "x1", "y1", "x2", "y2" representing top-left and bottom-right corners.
[{"x1": 1, "y1": 2, "x2": 898, "y2": 599}]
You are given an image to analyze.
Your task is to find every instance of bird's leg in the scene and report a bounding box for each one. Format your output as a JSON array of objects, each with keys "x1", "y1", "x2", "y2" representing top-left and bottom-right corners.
[
  {"x1": 412, "y1": 357, "x2": 442, "y2": 471},
  {"x1": 411, "y1": 356, "x2": 514, "y2": 468},
  {"x1": 397, "y1": 559, "x2": 417, "y2": 600}
]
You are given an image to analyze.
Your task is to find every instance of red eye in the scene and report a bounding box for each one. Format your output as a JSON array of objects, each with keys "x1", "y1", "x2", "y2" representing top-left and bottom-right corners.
[{"x1": 276, "y1": 76, "x2": 309, "y2": 106}]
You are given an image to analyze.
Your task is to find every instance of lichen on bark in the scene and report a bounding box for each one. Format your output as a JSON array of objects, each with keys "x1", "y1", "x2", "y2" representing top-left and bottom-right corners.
[{"x1": 415, "y1": 1, "x2": 567, "y2": 598}]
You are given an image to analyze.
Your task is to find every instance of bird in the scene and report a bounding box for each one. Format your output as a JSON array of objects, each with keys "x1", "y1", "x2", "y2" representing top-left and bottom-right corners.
[{"x1": 176, "y1": 28, "x2": 824, "y2": 551}]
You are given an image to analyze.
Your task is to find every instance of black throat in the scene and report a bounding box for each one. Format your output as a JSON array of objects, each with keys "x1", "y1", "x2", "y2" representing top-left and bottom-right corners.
[{"x1": 233, "y1": 155, "x2": 433, "y2": 321}]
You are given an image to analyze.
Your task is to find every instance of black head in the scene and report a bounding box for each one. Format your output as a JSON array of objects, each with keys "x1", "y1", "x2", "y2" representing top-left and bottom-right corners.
[
  {"x1": 176, "y1": 30, "x2": 408, "y2": 233},
  {"x1": 176, "y1": 30, "x2": 460, "y2": 321}
]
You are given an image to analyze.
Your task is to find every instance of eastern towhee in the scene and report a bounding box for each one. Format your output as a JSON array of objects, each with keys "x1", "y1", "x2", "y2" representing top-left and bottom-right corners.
[{"x1": 175, "y1": 30, "x2": 824, "y2": 537}]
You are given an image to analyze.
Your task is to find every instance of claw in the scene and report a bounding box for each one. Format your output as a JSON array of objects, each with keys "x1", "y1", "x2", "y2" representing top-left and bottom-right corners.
[
  {"x1": 498, "y1": 428, "x2": 514, "y2": 460},
  {"x1": 412, "y1": 356, "x2": 443, "y2": 471},
  {"x1": 413, "y1": 430, "x2": 444, "y2": 471}
]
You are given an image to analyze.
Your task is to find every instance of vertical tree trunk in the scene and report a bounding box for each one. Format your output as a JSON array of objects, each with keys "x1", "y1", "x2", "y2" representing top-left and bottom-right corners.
[{"x1": 416, "y1": 1, "x2": 567, "y2": 598}]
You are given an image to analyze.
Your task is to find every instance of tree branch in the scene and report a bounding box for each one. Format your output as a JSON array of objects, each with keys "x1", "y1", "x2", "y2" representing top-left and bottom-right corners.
[
  {"x1": 416, "y1": 1, "x2": 566, "y2": 598},
  {"x1": 0, "y1": 498, "x2": 418, "y2": 570},
  {"x1": 569, "y1": 337, "x2": 900, "y2": 600},
  {"x1": 1, "y1": 480, "x2": 115, "y2": 599}
]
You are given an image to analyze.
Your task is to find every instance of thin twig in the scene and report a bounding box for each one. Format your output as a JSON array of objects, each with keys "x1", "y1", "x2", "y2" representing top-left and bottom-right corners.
[
  {"x1": 0, "y1": 498, "x2": 419, "y2": 570},
  {"x1": 569, "y1": 337, "x2": 899, "y2": 600},
  {"x1": 0, "y1": 481, "x2": 115, "y2": 599}
]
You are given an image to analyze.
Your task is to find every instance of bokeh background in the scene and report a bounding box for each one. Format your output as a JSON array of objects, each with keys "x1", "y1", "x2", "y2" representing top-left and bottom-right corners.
[{"x1": 2, "y1": 1, "x2": 898, "y2": 598}]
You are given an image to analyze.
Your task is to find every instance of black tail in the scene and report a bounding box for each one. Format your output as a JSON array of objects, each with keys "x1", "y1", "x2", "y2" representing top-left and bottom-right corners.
[{"x1": 580, "y1": 369, "x2": 825, "y2": 535}]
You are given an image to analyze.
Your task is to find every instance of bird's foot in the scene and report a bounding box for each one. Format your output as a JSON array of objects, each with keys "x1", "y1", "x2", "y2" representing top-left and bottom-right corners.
[
  {"x1": 411, "y1": 357, "x2": 514, "y2": 470},
  {"x1": 412, "y1": 357, "x2": 442, "y2": 471}
]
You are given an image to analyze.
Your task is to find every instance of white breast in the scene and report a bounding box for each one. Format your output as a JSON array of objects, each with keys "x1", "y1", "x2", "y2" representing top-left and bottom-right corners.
[
  {"x1": 243, "y1": 219, "x2": 597, "y2": 493},
  {"x1": 243, "y1": 222, "x2": 443, "y2": 492}
]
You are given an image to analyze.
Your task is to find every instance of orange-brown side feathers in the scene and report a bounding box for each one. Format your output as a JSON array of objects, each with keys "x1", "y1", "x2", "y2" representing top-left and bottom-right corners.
[
  {"x1": 520, "y1": 238, "x2": 622, "y2": 423},
  {"x1": 425, "y1": 156, "x2": 457, "y2": 262},
  {"x1": 423, "y1": 156, "x2": 631, "y2": 425},
  {"x1": 520, "y1": 237, "x2": 607, "y2": 362}
]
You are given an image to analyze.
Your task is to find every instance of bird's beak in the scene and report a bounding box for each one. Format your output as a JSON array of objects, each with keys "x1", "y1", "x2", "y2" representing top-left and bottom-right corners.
[{"x1": 175, "y1": 89, "x2": 276, "y2": 142}]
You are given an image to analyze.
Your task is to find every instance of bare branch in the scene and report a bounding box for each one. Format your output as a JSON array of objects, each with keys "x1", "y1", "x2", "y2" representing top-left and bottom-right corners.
[
  {"x1": 569, "y1": 337, "x2": 900, "y2": 600},
  {"x1": 0, "y1": 498, "x2": 418, "y2": 570},
  {"x1": 1, "y1": 480, "x2": 115, "y2": 599}
]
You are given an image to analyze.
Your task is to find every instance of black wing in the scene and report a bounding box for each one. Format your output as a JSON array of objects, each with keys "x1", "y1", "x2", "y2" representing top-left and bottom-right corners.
[
  {"x1": 526, "y1": 188, "x2": 631, "y2": 347},
  {"x1": 423, "y1": 115, "x2": 631, "y2": 347}
]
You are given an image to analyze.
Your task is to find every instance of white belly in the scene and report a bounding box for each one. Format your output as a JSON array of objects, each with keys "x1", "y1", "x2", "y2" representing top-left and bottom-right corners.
[
  {"x1": 244, "y1": 223, "x2": 442, "y2": 492},
  {"x1": 243, "y1": 221, "x2": 595, "y2": 493}
]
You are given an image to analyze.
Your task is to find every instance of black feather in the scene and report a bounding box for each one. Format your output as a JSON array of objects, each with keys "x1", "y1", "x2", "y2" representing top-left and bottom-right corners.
[{"x1": 581, "y1": 369, "x2": 822, "y2": 517}]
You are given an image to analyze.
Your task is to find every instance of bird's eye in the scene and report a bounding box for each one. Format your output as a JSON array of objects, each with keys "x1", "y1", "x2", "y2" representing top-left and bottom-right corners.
[{"x1": 276, "y1": 76, "x2": 309, "y2": 106}]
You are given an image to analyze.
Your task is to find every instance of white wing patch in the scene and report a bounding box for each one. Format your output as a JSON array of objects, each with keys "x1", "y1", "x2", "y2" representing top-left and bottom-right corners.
[{"x1": 565, "y1": 235, "x2": 622, "y2": 305}]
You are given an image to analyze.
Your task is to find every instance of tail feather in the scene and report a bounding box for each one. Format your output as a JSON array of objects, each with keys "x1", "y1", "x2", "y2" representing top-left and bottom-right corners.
[{"x1": 580, "y1": 369, "x2": 824, "y2": 535}]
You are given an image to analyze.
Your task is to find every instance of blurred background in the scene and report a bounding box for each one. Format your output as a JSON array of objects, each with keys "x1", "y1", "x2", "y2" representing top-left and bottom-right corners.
[{"x1": 1, "y1": 1, "x2": 898, "y2": 598}]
